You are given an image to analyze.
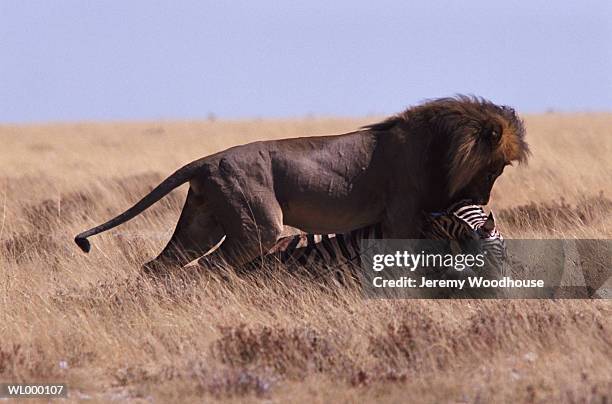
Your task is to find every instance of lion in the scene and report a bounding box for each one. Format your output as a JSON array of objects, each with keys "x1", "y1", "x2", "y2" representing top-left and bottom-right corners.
[{"x1": 74, "y1": 96, "x2": 529, "y2": 274}]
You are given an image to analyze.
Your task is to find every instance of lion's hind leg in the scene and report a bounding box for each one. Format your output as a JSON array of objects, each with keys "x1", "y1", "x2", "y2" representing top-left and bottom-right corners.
[
  {"x1": 142, "y1": 187, "x2": 224, "y2": 276},
  {"x1": 195, "y1": 193, "x2": 284, "y2": 273}
]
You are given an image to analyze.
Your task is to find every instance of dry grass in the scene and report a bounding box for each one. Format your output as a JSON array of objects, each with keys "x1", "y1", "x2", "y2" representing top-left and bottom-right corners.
[{"x1": 0, "y1": 114, "x2": 611, "y2": 402}]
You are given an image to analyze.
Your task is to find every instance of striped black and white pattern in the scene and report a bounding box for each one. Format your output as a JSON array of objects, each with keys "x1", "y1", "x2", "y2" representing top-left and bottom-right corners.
[
  {"x1": 265, "y1": 201, "x2": 506, "y2": 273},
  {"x1": 267, "y1": 224, "x2": 383, "y2": 269},
  {"x1": 452, "y1": 202, "x2": 506, "y2": 264},
  {"x1": 425, "y1": 203, "x2": 508, "y2": 277}
]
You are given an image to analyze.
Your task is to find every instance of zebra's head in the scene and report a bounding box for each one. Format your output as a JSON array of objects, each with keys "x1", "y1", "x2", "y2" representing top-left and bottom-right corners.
[
  {"x1": 425, "y1": 200, "x2": 507, "y2": 265},
  {"x1": 421, "y1": 201, "x2": 508, "y2": 297}
]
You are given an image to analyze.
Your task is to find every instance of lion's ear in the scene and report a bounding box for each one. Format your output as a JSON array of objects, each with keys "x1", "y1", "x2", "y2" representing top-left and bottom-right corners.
[
  {"x1": 490, "y1": 129, "x2": 501, "y2": 143},
  {"x1": 479, "y1": 122, "x2": 501, "y2": 145}
]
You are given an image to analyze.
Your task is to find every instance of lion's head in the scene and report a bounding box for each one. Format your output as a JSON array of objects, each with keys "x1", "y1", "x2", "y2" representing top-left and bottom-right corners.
[
  {"x1": 436, "y1": 96, "x2": 529, "y2": 205},
  {"x1": 367, "y1": 95, "x2": 529, "y2": 208}
]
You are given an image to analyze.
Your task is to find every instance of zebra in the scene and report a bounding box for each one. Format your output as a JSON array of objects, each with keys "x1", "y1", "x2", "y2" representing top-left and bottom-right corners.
[
  {"x1": 254, "y1": 201, "x2": 507, "y2": 279},
  {"x1": 428, "y1": 202, "x2": 507, "y2": 267}
]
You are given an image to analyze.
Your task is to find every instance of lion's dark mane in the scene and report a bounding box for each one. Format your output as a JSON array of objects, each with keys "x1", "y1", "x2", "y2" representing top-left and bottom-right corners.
[{"x1": 364, "y1": 95, "x2": 529, "y2": 210}]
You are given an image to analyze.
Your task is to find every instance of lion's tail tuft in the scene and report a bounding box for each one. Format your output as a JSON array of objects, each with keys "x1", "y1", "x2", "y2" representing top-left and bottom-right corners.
[{"x1": 74, "y1": 235, "x2": 91, "y2": 253}]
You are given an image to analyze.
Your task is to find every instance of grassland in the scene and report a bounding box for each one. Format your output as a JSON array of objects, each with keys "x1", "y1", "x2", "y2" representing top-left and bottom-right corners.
[{"x1": 0, "y1": 114, "x2": 610, "y2": 402}]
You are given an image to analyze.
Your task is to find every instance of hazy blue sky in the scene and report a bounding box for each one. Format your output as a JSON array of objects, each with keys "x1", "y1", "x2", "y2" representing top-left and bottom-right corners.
[{"x1": 1, "y1": 1, "x2": 611, "y2": 123}]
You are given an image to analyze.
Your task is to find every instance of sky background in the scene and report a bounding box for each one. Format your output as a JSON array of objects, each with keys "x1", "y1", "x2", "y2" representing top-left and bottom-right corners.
[{"x1": 1, "y1": 1, "x2": 611, "y2": 123}]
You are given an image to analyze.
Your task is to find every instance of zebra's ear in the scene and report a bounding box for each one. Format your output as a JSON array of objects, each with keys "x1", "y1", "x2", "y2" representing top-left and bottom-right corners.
[{"x1": 482, "y1": 211, "x2": 496, "y2": 233}]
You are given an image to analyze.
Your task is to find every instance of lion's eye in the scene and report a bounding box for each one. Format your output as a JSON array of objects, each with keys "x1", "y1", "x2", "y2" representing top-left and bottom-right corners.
[{"x1": 491, "y1": 130, "x2": 500, "y2": 140}]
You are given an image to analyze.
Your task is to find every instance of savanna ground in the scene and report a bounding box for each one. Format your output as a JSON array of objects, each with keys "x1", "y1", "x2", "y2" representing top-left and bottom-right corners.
[{"x1": 0, "y1": 114, "x2": 611, "y2": 402}]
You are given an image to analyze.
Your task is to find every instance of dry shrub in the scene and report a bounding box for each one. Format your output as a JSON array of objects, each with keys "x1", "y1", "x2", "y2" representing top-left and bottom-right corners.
[
  {"x1": 369, "y1": 311, "x2": 454, "y2": 372},
  {"x1": 195, "y1": 367, "x2": 276, "y2": 398},
  {"x1": 576, "y1": 240, "x2": 612, "y2": 294},
  {"x1": 2, "y1": 231, "x2": 61, "y2": 262},
  {"x1": 463, "y1": 302, "x2": 601, "y2": 349},
  {"x1": 212, "y1": 324, "x2": 351, "y2": 379},
  {"x1": 114, "y1": 363, "x2": 275, "y2": 398},
  {"x1": 58, "y1": 191, "x2": 100, "y2": 221},
  {"x1": 22, "y1": 198, "x2": 60, "y2": 229},
  {"x1": 21, "y1": 191, "x2": 99, "y2": 230},
  {"x1": 367, "y1": 301, "x2": 611, "y2": 381},
  {"x1": 0, "y1": 344, "x2": 60, "y2": 380},
  {"x1": 3, "y1": 190, "x2": 100, "y2": 262},
  {"x1": 348, "y1": 368, "x2": 409, "y2": 387},
  {"x1": 114, "y1": 365, "x2": 171, "y2": 387}
]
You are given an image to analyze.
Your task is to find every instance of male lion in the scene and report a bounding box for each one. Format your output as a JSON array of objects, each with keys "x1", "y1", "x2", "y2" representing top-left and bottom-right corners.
[{"x1": 74, "y1": 96, "x2": 528, "y2": 273}]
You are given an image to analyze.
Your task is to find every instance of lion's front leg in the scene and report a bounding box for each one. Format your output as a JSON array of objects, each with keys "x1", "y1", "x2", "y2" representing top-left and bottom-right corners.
[{"x1": 381, "y1": 198, "x2": 422, "y2": 238}]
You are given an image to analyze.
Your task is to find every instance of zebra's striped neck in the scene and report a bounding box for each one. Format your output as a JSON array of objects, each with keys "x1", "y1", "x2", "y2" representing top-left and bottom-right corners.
[{"x1": 452, "y1": 204, "x2": 489, "y2": 229}]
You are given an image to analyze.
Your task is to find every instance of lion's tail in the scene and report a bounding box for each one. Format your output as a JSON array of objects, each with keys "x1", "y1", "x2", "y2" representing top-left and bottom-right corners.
[{"x1": 74, "y1": 161, "x2": 202, "y2": 253}]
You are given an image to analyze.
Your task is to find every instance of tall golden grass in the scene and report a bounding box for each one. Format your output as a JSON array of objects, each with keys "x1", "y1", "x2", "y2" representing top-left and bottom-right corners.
[{"x1": 0, "y1": 114, "x2": 610, "y2": 402}]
